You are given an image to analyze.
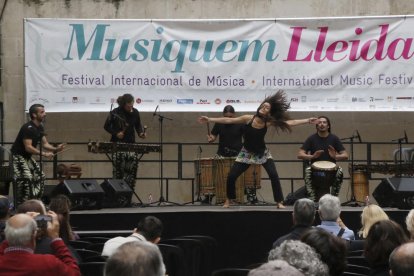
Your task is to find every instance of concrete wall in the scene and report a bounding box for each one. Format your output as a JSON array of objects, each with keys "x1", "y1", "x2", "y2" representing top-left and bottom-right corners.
[{"x1": 2, "y1": 0, "x2": 414, "y2": 204}]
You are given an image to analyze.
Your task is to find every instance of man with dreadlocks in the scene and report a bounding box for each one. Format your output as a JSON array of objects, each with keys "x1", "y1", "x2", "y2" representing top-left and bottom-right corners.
[{"x1": 198, "y1": 90, "x2": 319, "y2": 208}]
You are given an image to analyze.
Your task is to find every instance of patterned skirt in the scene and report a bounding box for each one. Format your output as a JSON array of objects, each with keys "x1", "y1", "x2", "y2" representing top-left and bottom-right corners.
[{"x1": 235, "y1": 147, "x2": 273, "y2": 164}]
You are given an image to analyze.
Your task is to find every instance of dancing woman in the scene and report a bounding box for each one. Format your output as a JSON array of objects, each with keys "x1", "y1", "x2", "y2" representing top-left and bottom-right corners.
[{"x1": 198, "y1": 90, "x2": 318, "y2": 208}]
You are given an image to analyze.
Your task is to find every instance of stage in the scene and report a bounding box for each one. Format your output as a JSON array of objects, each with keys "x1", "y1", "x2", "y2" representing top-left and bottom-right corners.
[{"x1": 70, "y1": 204, "x2": 410, "y2": 269}]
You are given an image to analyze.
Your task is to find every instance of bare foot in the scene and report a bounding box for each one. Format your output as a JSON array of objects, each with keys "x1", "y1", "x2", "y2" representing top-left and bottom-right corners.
[
  {"x1": 223, "y1": 199, "x2": 230, "y2": 208},
  {"x1": 277, "y1": 202, "x2": 286, "y2": 209}
]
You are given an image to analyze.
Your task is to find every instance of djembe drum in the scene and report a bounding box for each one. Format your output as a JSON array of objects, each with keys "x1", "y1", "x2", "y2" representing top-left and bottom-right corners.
[
  {"x1": 311, "y1": 161, "x2": 338, "y2": 201},
  {"x1": 214, "y1": 158, "x2": 244, "y2": 204}
]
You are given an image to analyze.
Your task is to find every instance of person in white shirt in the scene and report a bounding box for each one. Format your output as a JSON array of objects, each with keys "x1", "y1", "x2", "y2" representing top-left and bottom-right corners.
[{"x1": 102, "y1": 216, "x2": 163, "y2": 257}]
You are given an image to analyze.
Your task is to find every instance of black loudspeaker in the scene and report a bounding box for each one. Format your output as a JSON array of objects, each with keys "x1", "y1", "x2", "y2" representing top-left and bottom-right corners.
[
  {"x1": 101, "y1": 179, "x2": 133, "y2": 208},
  {"x1": 52, "y1": 179, "x2": 105, "y2": 210},
  {"x1": 373, "y1": 177, "x2": 414, "y2": 209}
]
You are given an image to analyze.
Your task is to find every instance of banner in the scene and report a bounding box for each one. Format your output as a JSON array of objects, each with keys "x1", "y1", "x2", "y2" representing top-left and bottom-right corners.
[{"x1": 24, "y1": 16, "x2": 414, "y2": 112}]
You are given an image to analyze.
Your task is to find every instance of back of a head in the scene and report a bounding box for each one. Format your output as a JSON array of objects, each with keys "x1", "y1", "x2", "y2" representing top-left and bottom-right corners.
[
  {"x1": 293, "y1": 198, "x2": 315, "y2": 226},
  {"x1": 17, "y1": 199, "x2": 46, "y2": 215},
  {"x1": 360, "y1": 204, "x2": 389, "y2": 238},
  {"x1": 318, "y1": 194, "x2": 340, "y2": 221},
  {"x1": 365, "y1": 220, "x2": 409, "y2": 267},
  {"x1": 301, "y1": 228, "x2": 348, "y2": 276},
  {"x1": 268, "y1": 240, "x2": 329, "y2": 276},
  {"x1": 0, "y1": 196, "x2": 10, "y2": 219},
  {"x1": 49, "y1": 194, "x2": 71, "y2": 215},
  {"x1": 137, "y1": 216, "x2": 163, "y2": 242},
  {"x1": 248, "y1": 260, "x2": 304, "y2": 276},
  {"x1": 389, "y1": 242, "x2": 414, "y2": 276},
  {"x1": 405, "y1": 209, "x2": 414, "y2": 239},
  {"x1": 5, "y1": 213, "x2": 37, "y2": 247},
  {"x1": 104, "y1": 241, "x2": 165, "y2": 276}
]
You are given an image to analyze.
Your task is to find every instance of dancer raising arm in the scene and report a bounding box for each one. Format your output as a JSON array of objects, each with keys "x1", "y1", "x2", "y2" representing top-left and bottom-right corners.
[{"x1": 198, "y1": 90, "x2": 319, "y2": 208}]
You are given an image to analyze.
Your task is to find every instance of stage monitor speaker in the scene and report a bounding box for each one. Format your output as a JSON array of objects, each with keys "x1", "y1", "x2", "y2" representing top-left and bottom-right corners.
[
  {"x1": 52, "y1": 179, "x2": 104, "y2": 210},
  {"x1": 101, "y1": 179, "x2": 133, "y2": 208},
  {"x1": 373, "y1": 177, "x2": 414, "y2": 209}
]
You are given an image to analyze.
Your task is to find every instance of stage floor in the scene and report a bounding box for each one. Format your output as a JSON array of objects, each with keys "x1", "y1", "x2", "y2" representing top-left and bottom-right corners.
[{"x1": 70, "y1": 204, "x2": 409, "y2": 269}]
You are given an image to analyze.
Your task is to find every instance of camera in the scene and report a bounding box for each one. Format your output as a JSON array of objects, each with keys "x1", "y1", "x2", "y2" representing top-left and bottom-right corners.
[{"x1": 34, "y1": 215, "x2": 52, "y2": 229}]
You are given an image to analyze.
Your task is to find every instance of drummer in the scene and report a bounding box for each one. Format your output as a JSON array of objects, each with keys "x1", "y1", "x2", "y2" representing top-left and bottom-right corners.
[{"x1": 297, "y1": 116, "x2": 348, "y2": 202}]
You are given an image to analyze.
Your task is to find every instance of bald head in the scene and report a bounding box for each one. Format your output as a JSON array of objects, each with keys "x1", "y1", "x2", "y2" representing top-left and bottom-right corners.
[
  {"x1": 5, "y1": 214, "x2": 37, "y2": 248},
  {"x1": 389, "y1": 242, "x2": 414, "y2": 276}
]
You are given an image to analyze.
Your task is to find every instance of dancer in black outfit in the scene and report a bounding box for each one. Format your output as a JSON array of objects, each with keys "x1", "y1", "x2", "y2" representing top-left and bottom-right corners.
[{"x1": 198, "y1": 90, "x2": 319, "y2": 208}]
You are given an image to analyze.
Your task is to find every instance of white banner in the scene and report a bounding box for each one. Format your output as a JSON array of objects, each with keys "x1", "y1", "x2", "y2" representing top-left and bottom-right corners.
[{"x1": 24, "y1": 16, "x2": 414, "y2": 112}]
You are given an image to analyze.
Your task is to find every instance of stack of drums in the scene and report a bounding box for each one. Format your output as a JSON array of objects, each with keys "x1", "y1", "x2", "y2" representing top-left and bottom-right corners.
[{"x1": 194, "y1": 157, "x2": 261, "y2": 204}]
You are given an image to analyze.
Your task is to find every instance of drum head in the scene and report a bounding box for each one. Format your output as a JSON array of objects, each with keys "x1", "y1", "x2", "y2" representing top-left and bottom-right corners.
[{"x1": 311, "y1": 161, "x2": 337, "y2": 170}]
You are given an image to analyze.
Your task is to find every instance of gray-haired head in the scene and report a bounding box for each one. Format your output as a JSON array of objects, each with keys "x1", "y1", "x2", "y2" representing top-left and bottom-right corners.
[
  {"x1": 318, "y1": 194, "x2": 341, "y2": 221},
  {"x1": 268, "y1": 240, "x2": 329, "y2": 276},
  {"x1": 293, "y1": 198, "x2": 315, "y2": 226},
  {"x1": 248, "y1": 260, "x2": 304, "y2": 276},
  {"x1": 5, "y1": 213, "x2": 37, "y2": 248},
  {"x1": 104, "y1": 241, "x2": 165, "y2": 276}
]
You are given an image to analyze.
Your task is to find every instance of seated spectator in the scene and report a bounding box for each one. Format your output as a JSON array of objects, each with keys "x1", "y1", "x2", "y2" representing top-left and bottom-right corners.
[
  {"x1": 248, "y1": 260, "x2": 304, "y2": 276},
  {"x1": 17, "y1": 199, "x2": 47, "y2": 215},
  {"x1": 0, "y1": 196, "x2": 11, "y2": 242},
  {"x1": 49, "y1": 194, "x2": 78, "y2": 243},
  {"x1": 364, "y1": 220, "x2": 408, "y2": 276},
  {"x1": 405, "y1": 209, "x2": 414, "y2": 240},
  {"x1": 358, "y1": 204, "x2": 389, "y2": 239},
  {"x1": 105, "y1": 241, "x2": 165, "y2": 276},
  {"x1": 268, "y1": 240, "x2": 329, "y2": 276},
  {"x1": 301, "y1": 227, "x2": 348, "y2": 276},
  {"x1": 389, "y1": 242, "x2": 414, "y2": 276},
  {"x1": 0, "y1": 212, "x2": 80, "y2": 275},
  {"x1": 317, "y1": 194, "x2": 355, "y2": 241},
  {"x1": 272, "y1": 198, "x2": 315, "y2": 248},
  {"x1": 102, "y1": 216, "x2": 163, "y2": 257}
]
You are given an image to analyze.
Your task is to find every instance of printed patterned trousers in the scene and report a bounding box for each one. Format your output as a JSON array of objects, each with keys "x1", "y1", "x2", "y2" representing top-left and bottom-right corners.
[
  {"x1": 112, "y1": 152, "x2": 139, "y2": 190},
  {"x1": 12, "y1": 155, "x2": 45, "y2": 206}
]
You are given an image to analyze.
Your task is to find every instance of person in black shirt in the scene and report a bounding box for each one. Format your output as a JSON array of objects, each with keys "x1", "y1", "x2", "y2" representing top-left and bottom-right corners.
[
  {"x1": 104, "y1": 94, "x2": 146, "y2": 190},
  {"x1": 297, "y1": 116, "x2": 348, "y2": 202},
  {"x1": 198, "y1": 90, "x2": 318, "y2": 208},
  {"x1": 11, "y1": 104, "x2": 65, "y2": 206},
  {"x1": 208, "y1": 105, "x2": 243, "y2": 157}
]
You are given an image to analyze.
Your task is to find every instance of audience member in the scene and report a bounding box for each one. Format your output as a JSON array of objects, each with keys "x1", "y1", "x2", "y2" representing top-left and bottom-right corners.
[
  {"x1": 389, "y1": 242, "x2": 414, "y2": 276},
  {"x1": 317, "y1": 194, "x2": 355, "y2": 240},
  {"x1": 16, "y1": 199, "x2": 47, "y2": 215},
  {"x1": 301, "y1": 227, "x2": 348, "y2": 276},
  {"x1": 0, "y1": 212, "x2": 80, "y2": 276},
  {"x1": 364, "y1": 220, "x2": 408, "y2": 276},
  {"x1": 102, "y1": 215, "x2": 163, "y2": 257},
  {"x1": 359, "y1": 204, "x2": 389, "y2": 239},
  {"x1": 0, "y1": 196, "x2": 11, "y2": 242},
  {"x1": 272, "y1": 198, "x2": 315, "y2": 248},
  {"x1": 405, "y1": 209, "x2": 414, "y2": 240},
  {"x1": 268, "y1": 240, "x2": 329, "y2": 276},
  {"x1": 248, "y1": 260, "x2": 304, "y2": 276},
  {"x1": 49, "y1": 194, "x2": 78, "y2": 243},
  {"x1": 104, "y1": 241, "x2": 165, "y2": 276}
]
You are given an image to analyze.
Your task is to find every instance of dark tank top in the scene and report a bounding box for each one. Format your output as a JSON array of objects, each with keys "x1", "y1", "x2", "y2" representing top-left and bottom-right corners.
[{"x1": 243, "y1": 117, "x2": 267, "y2": 156}]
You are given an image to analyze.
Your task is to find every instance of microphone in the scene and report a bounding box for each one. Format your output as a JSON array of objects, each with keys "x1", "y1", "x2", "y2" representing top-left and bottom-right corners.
[
  {"x1": 405, "y1": 130, "x2": 408, "y2": 143},
  {"x1": 143, "y1": 125, "x2": 147, "y2": 135},
  {"x1": 153, "y1": 105, "x2": 159, "y2": 117},
  {"x1": 355, "y1": 130, "x2": 362, "y2": 143},
  {"x1": 198, "y1": 146, "x2": 202, "y2": 153}
]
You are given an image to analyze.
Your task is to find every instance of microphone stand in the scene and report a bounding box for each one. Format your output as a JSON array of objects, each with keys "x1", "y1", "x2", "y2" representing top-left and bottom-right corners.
[
  {"x1": 152, "y1": 112, "x2": 179, "y2": 206},
  {"x1": 341, "y1": 134, "x2": 364, "y2": 207}
]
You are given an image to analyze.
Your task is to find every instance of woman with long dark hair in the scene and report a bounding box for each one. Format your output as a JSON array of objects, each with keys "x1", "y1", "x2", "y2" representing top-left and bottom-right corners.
[{"x1": 198, "y1": 90, "x2": 319, "y2": 208}]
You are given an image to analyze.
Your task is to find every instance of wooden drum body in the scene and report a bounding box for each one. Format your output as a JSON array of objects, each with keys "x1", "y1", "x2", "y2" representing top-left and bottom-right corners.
[
  {"x1": 353, "y1": 170, "x2": 369, "y2": 202},
  {"x1": 214, "y1": 158, "x2": 244, "y2": 204},
  {"x1": 311, "y1": 161, "x2": 338, "y2": 200},
  {"x1": 194, "y1": 158, "x2": 216, "y2": 194},
  {"x1": 243, "y1": 164, "x2": 262, "y2": 189}
]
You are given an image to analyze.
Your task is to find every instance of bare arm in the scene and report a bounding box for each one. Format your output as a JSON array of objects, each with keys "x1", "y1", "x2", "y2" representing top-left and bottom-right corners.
[
  {"x1": 297, "y1": 148, "x2": 324, "y2": 160},
  {"x1": 41, "y1": 136, "x2": 66, "y2": 153},
  {"x1": 287, "y1": 117, "x2": 319, "y2": 127},
  {"x1": 329, "y1": 146, "x2": 349, "y2": 161},
  {"x1": 198, "y1": 114, "x2": 252, "y2": 125}
]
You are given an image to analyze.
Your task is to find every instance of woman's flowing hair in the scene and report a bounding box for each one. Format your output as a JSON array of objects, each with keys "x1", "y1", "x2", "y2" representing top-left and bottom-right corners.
[{"x1": 259, "y1": 90, "x2": 292, "y2": 132}]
